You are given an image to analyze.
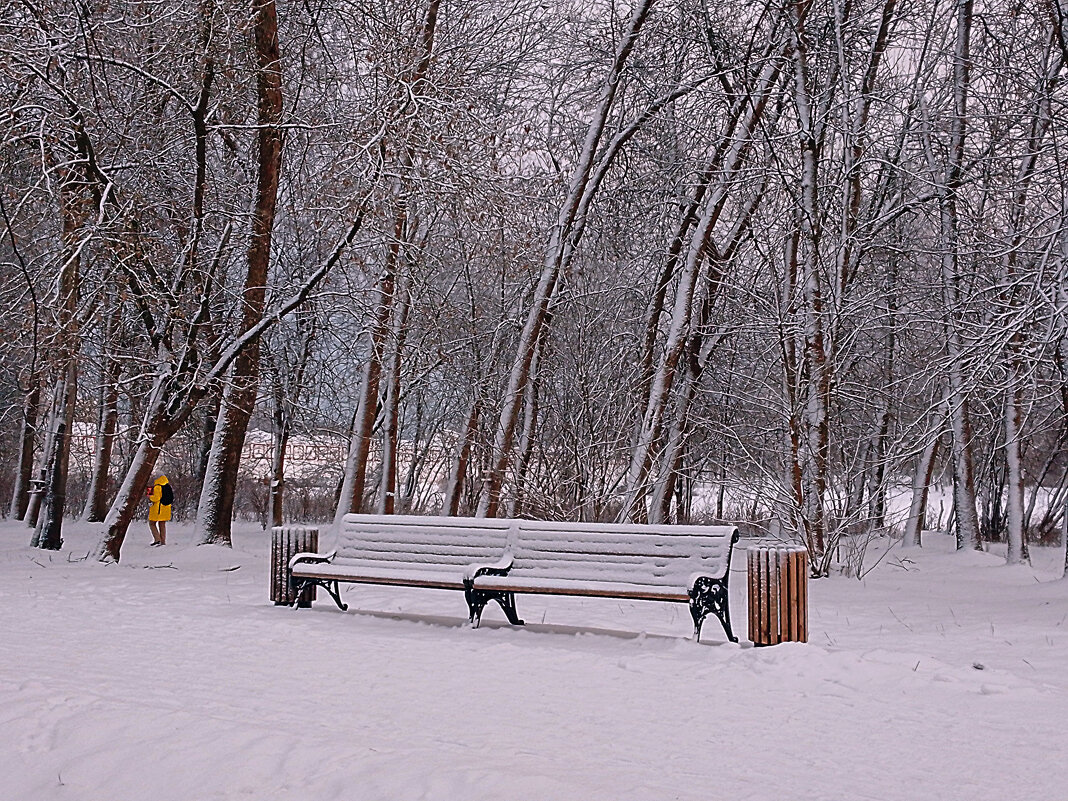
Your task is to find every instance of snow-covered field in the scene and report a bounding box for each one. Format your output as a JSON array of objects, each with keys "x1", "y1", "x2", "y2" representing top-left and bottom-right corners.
[{"x1": 2, "y1": 519, "x2": 1066, "y2": 801}]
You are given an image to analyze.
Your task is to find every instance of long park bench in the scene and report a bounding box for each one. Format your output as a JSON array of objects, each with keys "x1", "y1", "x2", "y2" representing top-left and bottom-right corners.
[{"x1": 288, "y1": 514, "x2": 739, "y2": 642}]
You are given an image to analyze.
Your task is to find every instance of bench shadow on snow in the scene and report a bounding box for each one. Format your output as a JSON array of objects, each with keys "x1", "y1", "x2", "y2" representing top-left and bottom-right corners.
[{"x1": 295, "y1": 600, "x2": 737, "y2": 646}]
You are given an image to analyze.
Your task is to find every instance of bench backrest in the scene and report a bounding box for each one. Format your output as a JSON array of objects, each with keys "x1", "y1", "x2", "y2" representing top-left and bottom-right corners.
[
  {"x1": 335, "y1": 513, "x2": 514, "y2": 575},
  {"x1": 508, "y1": 520, "x2": 738, "y2": 594}
]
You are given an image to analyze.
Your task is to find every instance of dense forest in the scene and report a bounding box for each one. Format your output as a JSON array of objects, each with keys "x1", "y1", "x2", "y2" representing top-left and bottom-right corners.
[{"x1": 2, "y1": 0, "x2": 1067, "y2": 571}]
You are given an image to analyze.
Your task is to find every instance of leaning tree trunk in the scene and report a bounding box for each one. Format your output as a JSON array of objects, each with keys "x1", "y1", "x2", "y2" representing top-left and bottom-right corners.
[
  {"x1": 621, "y1": 50, "x2": 781, "y2": 524},
  {"x1": 99, "y1": 437, "x2": 166, "y2": 561},
  {"x1": 195, "y1": 0, "x2": 283, "y2": 546},
  {"x1": 903, "y1": 418, "x2": 942, "y2": 548}
]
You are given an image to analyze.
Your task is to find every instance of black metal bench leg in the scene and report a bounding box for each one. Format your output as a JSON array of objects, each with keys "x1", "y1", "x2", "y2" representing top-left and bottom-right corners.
[
  {"x1": 465, "y1": 587, "x2": 524, "y2": 627},
  {"x1": 290, "y1": 577, "x2": 348, "y2": 611},
  {"x1": 321, "y1": 580, "x2": 348, "y2": 612},
  {"x1": 494, "y1": 591, "x2": 524, "y2": 626},
  {"x1": 689, "y1": 577, "x2": 737, "y2": 643},
  {"x1": 466, "y1": 586, "x2": 487, "y2": 627}
]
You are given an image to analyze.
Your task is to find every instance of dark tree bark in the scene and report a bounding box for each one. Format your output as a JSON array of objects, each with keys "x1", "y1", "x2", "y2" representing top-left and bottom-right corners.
[
  {"x1": 10, "y1": 379, "x2": 40, "y2": 521},
  {"x1": 196, "y1": 0, "x2": 284, "y2": 545}
]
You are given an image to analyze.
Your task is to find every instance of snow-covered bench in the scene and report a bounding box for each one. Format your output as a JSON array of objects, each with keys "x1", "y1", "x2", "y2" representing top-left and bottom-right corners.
[
  {"x1": 288, "y1": 514, "x2": 739, "y2": 642},
  {"x1": 468, "y1": 520, "x2": 739, "y2": 642},
  {"x1": 288, "y1": 514, "x2": 515, "y2": 614}
]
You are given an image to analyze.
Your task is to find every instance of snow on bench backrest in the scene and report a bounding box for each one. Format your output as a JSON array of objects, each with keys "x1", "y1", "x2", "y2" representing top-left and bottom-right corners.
[
  {"x1": 335, "y1": 513, "x2": 515, "y2": 572},
  {"x1": 511, "y1": 520, "x2": 737, "y2": 592}
]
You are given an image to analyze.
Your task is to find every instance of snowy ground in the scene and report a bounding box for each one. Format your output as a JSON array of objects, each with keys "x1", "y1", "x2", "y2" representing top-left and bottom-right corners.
[{"x1": 2, "y1": 519, "x2": 1066, "y2": 801}]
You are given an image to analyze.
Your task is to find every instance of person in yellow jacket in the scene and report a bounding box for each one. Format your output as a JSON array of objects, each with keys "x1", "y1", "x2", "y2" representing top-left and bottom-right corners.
[{"x1": 146, "y1": 475, "x2": 173, "y2": 546}]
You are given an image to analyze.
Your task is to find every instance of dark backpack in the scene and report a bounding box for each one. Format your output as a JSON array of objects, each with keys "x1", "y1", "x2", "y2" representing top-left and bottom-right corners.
[{"x1": 160, "y1": 483, "x2": 174, "y2": 506}]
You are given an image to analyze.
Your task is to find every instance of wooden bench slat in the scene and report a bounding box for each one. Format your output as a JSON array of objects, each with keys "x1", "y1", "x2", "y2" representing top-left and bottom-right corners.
[
  {"x1": 473, "y1": 576, "x2": 690, "y2": 602},
  {"x1": 331, "y1": 547, "x2": 509, "y2": 563},
  {"x1": 517, "y1": 520, "x2": 736, "y2": 536}
]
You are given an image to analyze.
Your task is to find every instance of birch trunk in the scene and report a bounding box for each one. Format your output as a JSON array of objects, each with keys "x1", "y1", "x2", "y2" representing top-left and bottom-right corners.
[
  {"x1": 1004, "y1": 382, "x2": 1026, "y2": 564},
  {"x1": 930, "y1": 0, "x2": 980, "y2": 552},
  {"x1": 788, "y1": 0, "x2": 830, "y2": 563}
]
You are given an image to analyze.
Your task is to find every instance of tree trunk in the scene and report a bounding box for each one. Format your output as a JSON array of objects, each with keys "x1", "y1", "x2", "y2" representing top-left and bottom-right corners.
[
  {"x1": 508, "y1": 334, "x2": 543, "y2": 518},
  {"x1": 267, "y1": 353, "x2": 287, "y2": 527},
  {"x1": 903, "y1": 428, "x2": 941, "y2": 547},
  {"x1": 39, "y1": 363, "x2": 77, "y2": 550},
  {"x1": 83, "y1": 353, "x2": 120, "y2": 522},
  {"x1": 269, "y1": 426, "x2": 289, "y2": 528},
  {"x1": 1004, "y1": 381, "x2": 1026, "y2": 564},
  {"x1": 99, "y1": 437, "x2": 165, "y2": 561},
  {"x1": 25, "y1": 384, "x2": 57, "y2": 531},
  {"x1": 445, "y1": 394, "x2": 483, "y2": 516},
  {"x1": 941, "y1": 0, "x2": 981, "y2": 552},
  {"x1": 195, "y1": 0, "x2": 284, "y2": 545},
  {"x1": 334, "y1": 266, "x2": 394, "y2": 524},
  {"x1": 378, "y1": 274, "x2": 411, "y2": 515},
  {"x1": 621, "y1": 55, "x2": 781, "y2": 523},
  {"x1": 9, "y1": 379, "x2": 40, "y2": 521}
]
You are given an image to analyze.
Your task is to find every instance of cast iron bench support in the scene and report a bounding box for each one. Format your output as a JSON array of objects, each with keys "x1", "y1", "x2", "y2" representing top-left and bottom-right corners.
[{"x1": 689, "y1": 575, "x2": 735, "y2": 643}]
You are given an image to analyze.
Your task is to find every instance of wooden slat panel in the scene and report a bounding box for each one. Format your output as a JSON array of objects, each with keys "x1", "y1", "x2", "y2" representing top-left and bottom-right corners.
[
  {"x1": 782, "y1": 549, "x2": 790, "y2": 642},
  {"x1": 747, "y1": 549, "x2": 756, "y2": 643}
]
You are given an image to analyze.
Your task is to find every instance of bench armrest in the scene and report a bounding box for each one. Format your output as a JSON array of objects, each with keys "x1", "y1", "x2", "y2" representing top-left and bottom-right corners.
[
  {"x1": 289, "y1": 549, "x2": 337, "y2": 571},
  {"x1": 464, "y1": 552, "x2": 513, "y2": 582}
]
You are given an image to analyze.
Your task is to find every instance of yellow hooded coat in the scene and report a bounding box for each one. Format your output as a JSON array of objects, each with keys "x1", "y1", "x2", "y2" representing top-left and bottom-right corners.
[{"x1": 148, "y1": 475, "x2": 172, "y2": 522}]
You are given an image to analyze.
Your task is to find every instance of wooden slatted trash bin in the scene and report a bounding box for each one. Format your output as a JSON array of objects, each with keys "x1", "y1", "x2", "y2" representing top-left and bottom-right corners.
[
  {"x1": 271, "y1": 526, "x2": 319, "y2": 607},
  {"x1": 747, "y1": 544, "x2": 808, "y2": 646}
]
